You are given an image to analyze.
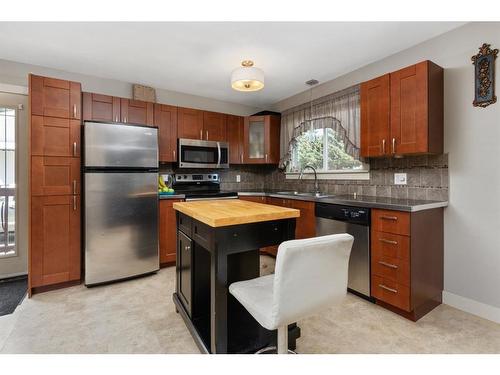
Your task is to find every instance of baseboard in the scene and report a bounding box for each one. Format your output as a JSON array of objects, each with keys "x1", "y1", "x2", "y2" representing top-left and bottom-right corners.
[
  {"x1": 443, "y1": 291, "x2": 500, "y2": 324},
  {"x1": 0, "y1": 272, "x2": 28, "y2": 281}
]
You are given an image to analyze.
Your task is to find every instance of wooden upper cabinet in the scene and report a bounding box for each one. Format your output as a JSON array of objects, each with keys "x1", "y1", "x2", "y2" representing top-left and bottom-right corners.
[
  {"x1": 390, "y1": 61, "x2": 443, "y2": 155},
  {"x1": 82, "y1": 92, "x2": 121, "y2": 123},
  {"x1": 177, "y1": 107, "x2": 204, "y2": 139},
  {"x1": 31, "y1": 116, "x2": 80, "y2": 157},
  {"x1": 360, "y1": 61, "x2": 443, "y2": 158},
  {"x1": 154, "y1": 104, "x2": 178, "y2": 162},
  {"x1": 30, "y1": 195, "x2": 81, "y2": 288},
  {"x1": 30, "y1": 74, "x2": 81, "y2": 120},
  {"x1": 243, "y1": 115, "x2": 280, "y2": 164},
  {"x1": 226, "y1": 114, "x2": 244, "y2": 164},
  {"x1": 360, "y1": 74, "x2": 390, "y2": 158},
  {"x1": 121, "y1": 98, "x2": 154, "y2": 126},
  {"x1": 203, "y1": 111, "x2": 227, "y2": 142}
]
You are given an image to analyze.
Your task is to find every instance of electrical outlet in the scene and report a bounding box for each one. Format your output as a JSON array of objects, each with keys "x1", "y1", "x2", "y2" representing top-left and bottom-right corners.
[
  {"x1": 394, "y1": 173, "x2": 407, "y2": 185},
  {"x1": 236, "y1": 175, "x2": 241, "y2": 183}
]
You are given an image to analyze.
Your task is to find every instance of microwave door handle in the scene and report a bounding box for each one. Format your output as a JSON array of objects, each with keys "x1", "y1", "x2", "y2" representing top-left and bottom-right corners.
[{"x1": 217, "y1": 142, "x2": 221, "y2": 167}]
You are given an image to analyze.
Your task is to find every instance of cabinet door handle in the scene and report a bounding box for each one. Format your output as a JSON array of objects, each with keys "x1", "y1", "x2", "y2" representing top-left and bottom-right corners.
[
  {"x1": 392, "y1": 138, "x2": 396, "y2": 154},
  {"x1": 378, "y1": 284, "x2": 398, "y2": 293},
  {"x1": 124, "y1": 116, "x2": 127, "y2": 123},
  {"x1": 206, "y1": 130, "x2": 209, "y2": 140},
  {"x1": 173, "y1": 150, "x2": 176, "y2": 160},
  {"x1": 382, "y1": 139, "x2": 386, "y2": 154},
  {"x1": 73, "y1": 180, "x2": 77, "y2": 195},
  {"x1": 200, "y1": 129, "x2": 203, "y2": 140},
  {"x1": 380, "y1": 215, "x2": 398, "y2": 221},
  {"x1": 379, "y1": 238, "x2": 398, "y2": 245},
  {"x1": 73, "y1": 104, "x2": 77, "y2": 119},
  {"x1": 73, "y1": 196, "x2": 77, "y2": 211},
  {"x1": 115, "y1": 115, "x2": 119, "y2": 122},
  {"x1": 240, "y1": 153, "x2": 243, "y2": 163},
  {"x1": 185, "y1": 245, "x2": 191, "y2": 251},
  {"x1": 265, "y1": 153, "x2": 268, "y2": 162},
  {"x1": 73, "y1": 142, "x2": 77, "y2": 157},
  {"x1": 378, "y1": 261, "x2": 398, "y2": 269}
]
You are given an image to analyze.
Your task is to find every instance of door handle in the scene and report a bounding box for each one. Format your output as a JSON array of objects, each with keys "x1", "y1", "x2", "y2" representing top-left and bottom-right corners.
[
  {"x1": 0, "y1": 201, "x2": 4, "y2": 231},
  {"x1": 216, "y1": 142, "x2": 221, "y2": 167},
  {"x1": 124, "y1": 116, "x2": 127, "y2": 123},
  {"x1": 73, "y1": 142, "x2": 77, "y2": 157}
]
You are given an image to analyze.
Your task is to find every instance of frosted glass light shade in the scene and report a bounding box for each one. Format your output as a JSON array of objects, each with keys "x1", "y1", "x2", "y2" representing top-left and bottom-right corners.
[{"x1": 231, "y1": 66, "x2": 265, "y2": 92}]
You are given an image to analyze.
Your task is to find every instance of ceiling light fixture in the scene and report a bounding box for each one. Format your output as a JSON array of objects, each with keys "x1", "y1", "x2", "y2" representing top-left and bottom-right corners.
[{"x1": 231, "y1": 60, "x2": 264, "y2": 92}]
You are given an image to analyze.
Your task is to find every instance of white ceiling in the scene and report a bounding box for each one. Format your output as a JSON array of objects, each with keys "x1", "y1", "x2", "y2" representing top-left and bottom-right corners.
[{"x1": 0, "y1": 22, "x2": 464, "y2": 108}]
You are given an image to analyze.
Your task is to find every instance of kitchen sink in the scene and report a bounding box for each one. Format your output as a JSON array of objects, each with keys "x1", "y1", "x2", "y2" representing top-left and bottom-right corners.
[{"x1": 274, "y1": 191, "x2": 333, "y2": 199}]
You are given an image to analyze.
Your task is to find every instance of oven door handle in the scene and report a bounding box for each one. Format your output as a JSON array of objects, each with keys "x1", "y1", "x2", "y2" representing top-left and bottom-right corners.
[{"x1": 216, "y1": 141, "x2": 221, "y2": 167}]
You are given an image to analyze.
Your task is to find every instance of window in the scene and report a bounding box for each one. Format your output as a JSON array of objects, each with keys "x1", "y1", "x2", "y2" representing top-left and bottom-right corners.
[{"x1": 0, "y1": 107, "x2": 16, "y2": 257}]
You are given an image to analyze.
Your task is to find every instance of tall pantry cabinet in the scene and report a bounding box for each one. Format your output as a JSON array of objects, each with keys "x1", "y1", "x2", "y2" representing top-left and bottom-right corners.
[{"x1": 29, "y1": 75, "x2": 82, "y2": 295}]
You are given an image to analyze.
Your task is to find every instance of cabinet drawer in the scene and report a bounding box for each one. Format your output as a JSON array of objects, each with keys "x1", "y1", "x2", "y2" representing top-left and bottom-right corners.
[
  {"x1": 178, "y1": 213, "x2": 192, "y2": 237},
  {"x1": 239, "y1": 196, "x2": 267, "y2": 204},
  {"x1": 371, "y1": 275, "x2": 411, "y2": 312},
  {"x1": 371, "y1": 254, "x2": 410, "y2": 286},
  {"x1": 371, "y1": 231, "x2": 410, "y2": 260},
  {"x1": 372, "y1": 209, "x2": 410, "y2": 235}
]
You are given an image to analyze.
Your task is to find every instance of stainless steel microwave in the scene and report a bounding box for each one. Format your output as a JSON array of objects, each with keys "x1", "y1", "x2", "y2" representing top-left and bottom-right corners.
[{"x1": 178, "y1": 138, "x2": 229, "y2": 169}]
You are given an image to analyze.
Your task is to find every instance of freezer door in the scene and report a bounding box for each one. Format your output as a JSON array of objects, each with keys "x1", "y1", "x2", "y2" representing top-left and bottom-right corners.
[
  {"x1": 84, "y1": 122, "x2": 158, "y2": 168},
  {"x1": 85, "y1": 172, "x2": 159, "y2": 285}
]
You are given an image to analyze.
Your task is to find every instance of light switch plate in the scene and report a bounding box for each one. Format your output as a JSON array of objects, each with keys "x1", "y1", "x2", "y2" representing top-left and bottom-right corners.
[
  {"x1": 236, "y1": 175, "x2": 241, "y2": 183},
  {"x1": 394, "y1": 173, "x2": 407, "y2": 185}
]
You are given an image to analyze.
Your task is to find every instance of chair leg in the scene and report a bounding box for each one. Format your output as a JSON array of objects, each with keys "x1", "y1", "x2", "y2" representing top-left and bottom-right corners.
[{"x1": 277, "y1": 325, "x2": 288, "y2": 354}]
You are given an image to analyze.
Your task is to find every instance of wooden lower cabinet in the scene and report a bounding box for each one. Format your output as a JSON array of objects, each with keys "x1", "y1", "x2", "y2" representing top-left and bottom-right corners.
[
  {"x1": 239, "y1": 196, "x2": 267, "y2": 204},
  {"x1": 159, "y1": 199, "x2": 182, "y2": 266},
  {"x1": 30, "y1": 195, "x2": 81, "y2": 289},
  {"x1": 262, "y1": 197, "x2": 315, "y2": 257},
  {"x1": 370, "y1": 208, "x2": 443, "y2": 321}
]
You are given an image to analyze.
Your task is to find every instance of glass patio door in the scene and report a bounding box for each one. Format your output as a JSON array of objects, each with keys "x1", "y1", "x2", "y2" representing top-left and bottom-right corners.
[{"x1": 0, "y1": 107, "x2": 16, "y2": 257}]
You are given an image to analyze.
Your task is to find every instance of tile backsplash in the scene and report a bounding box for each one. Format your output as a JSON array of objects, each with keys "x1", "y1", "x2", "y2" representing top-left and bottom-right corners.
[{"x1": 160, "y1": 153, "x2": 449, "y2": 201}]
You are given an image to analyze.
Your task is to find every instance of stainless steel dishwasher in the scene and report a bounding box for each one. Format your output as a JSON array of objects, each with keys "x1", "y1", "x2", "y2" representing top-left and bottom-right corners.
[{"x1": 315, "y1": 203, "x2": 372, "y2": 300}]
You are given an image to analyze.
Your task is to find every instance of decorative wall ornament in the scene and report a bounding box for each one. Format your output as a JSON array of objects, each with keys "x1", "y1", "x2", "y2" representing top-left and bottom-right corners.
[{"x1": 471, "y1": 43, "x2": 498, "y2": 108}]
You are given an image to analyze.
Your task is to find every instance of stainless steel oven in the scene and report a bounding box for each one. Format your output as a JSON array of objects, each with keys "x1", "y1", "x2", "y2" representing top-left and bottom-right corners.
[{"x1": 178, "y1": 138, "x2": 229, "y2": 169}]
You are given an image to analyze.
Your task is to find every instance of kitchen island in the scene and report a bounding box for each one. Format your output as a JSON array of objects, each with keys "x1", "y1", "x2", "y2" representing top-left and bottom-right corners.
[{"x1": 172, "y1": 200, "x2": 300, "y2": 354}]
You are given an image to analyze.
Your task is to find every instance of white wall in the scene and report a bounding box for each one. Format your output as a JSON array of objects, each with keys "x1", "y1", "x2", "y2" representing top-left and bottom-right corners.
[
  {"x1": 273, "y1": 22, "x2": 500, "y2": 321},
  {"x1": 0, "y1": 58, "x2": 261, "y2": 116}
]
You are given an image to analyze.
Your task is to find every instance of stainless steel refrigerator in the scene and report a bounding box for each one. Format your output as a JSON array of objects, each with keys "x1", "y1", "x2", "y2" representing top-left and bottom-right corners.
[{"x1": 84, "y1": 122, "x2": 159, "y2": 286}]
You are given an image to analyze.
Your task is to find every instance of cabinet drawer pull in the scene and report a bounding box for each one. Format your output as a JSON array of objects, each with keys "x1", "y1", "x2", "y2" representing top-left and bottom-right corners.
[
  {"x1": 378, "y1": 261, "x2": 398, "y2": 269},
  {"x1": 379, "y1": 238, "x2": 398, "y2": 245},
  {"x1": 73, "y1": 104, "x2": 77, "y2": 118},
  {"x1": 380, "y1": 215, "x2": 398, "y2": 221},
  {"x1": 206, "y1": 130, "x2": 208, "y2": 140},
  {"x1": 378, "y1": 284, "x2": 398, "y2": 293},
  {"x1": 73, "y1": 196, "x2": 77, "y2": 211},
  {"x1": 392, "y1": 138, "x2": 396, "y2": 154}
]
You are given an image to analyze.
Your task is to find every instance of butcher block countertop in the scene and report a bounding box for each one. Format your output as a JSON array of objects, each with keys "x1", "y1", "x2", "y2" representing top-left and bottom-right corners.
[{"x1": 173, "y1": 199, "x2": 300, "y2": 227}]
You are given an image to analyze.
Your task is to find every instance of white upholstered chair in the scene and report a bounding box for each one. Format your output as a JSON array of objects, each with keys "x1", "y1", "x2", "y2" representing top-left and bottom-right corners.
[{"x1": 229, "y1": 233, "x2": 354, "y2": 354}]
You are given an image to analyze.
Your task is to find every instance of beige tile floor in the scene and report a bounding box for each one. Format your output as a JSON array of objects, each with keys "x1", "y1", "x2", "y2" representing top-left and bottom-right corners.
[{"x1": 1, "y1": 255, "x2": 499, "y2": 354}]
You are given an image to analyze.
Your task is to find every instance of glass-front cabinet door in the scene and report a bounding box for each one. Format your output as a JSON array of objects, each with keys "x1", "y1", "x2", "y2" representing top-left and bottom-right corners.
[{"x1": 244, "y1": 116, "x2": 268, "y2": 163}]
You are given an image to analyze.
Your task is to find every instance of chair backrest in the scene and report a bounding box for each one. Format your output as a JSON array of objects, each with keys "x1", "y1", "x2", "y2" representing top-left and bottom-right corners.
[{"x1": 270, "y1": 233, "x2": 354, "y2": 328}]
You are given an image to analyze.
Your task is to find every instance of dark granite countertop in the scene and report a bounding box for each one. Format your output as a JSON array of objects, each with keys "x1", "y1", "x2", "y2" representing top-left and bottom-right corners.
[{"x1": 237, "y1": 191, "x2": 448, "y2": 212}]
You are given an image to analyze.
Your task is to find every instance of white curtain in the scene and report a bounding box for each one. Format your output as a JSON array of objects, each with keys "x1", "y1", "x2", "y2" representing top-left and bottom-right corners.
[{"x1": 279, "y1": 85, "x2": 360, "y2": 169}]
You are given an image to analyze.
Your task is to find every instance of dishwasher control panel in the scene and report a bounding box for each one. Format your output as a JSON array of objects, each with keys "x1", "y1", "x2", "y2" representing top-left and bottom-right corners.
[{"x1": 315, "y1": 203, "x2": 370, "y2": 225}]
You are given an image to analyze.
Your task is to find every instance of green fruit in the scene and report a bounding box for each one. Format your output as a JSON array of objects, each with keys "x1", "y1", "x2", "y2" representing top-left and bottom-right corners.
[{"x1": 168, "y1": 188, "x2": 174, "y2": 193}]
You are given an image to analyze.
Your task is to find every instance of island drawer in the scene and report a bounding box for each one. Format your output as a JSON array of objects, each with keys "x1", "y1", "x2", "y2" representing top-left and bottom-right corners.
[
  {"x1": 371, "y1": 275, "x2": 411, "y2": 312},
  {"x1": 372, "y1": 209, "x2": 410, "y2": 236},
  {"x1": 371, "y1": 231, "x2": 410, "y2": 260},
  {"x1": 178, "y1": 213, "x2": 192, "y2": 237}
]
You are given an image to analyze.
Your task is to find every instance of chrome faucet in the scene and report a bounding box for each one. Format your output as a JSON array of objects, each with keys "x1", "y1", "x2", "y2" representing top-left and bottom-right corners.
[{"x1": 299, "y1": 165, "x2": 321, "y2": 196}]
